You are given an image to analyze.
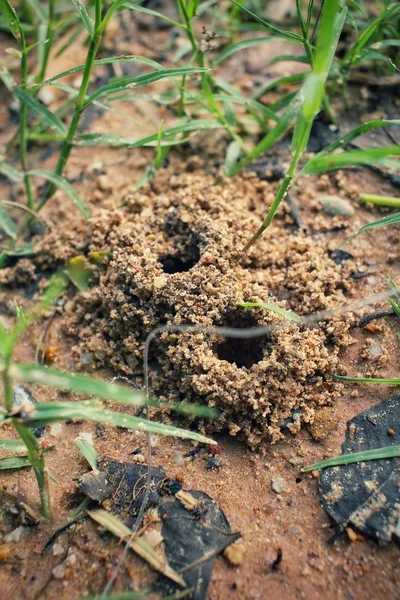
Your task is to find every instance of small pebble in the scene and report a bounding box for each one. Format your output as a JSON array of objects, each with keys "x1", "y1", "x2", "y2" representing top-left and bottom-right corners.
[
  {"x1": 52, "y1": 543, "x2": 65, "y2": 557},
  {"x1": 321, "y1": 195, "x2": 355, "y2": 217},
  {"x1": 271, "y1": 476, "x2": 284, "y2": 494},
  {"x1": 50, "y1": 423, "x2": 63, "y2": 437},
  {"x1": 96, "y1": 174, "x2": 113, "y2": 192},
  {"x1": 224, "y1": 542, "x2": 246, "y2": 566},
  {"x1": 52, "y1": 563, "x2": 66, "y2": 579},
  {"x1": 4, "y1": 525, "x2": 25, "y2": 543}
]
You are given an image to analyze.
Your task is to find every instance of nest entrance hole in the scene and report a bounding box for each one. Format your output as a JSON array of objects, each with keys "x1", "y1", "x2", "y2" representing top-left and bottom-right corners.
[{"x1": 213, "y1": 312, "x2": 272, "y2": 369}]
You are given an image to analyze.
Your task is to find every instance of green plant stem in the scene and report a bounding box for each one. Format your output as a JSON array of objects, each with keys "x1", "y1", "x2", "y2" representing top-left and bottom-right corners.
[
  {"x1": 242, "y1": 154, "x2": 297, "y2": 252},
  {"x1": 19, "y1": 33, "x2": 34, "y2": 210},
  {"x1": 359, "y1": 193, "x2": 400, "y2": 208},
  {"x1": 177, "y1": 0, "x2": 242, "y2": 146},
  {"x1": 38, "y1": 0, "x2": 55, "y2": 83},
  {"x1": 40, "y1": 1, "x2": 102, "y2": 206},
  {"x1": 296, "y1": 0, "x2": 314, "y2": 66},
  {"x1": 13, "y1": 421, "x2": 51, "y2": 520}
]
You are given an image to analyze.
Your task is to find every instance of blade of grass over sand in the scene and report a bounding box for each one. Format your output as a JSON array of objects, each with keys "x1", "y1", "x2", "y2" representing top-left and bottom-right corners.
[
  {"x1": 31, "y1": 55, "x2": 164, "y2": 89},
  {"x1": 213, "y1": 35, "x2": 302, "y2": 66},
  {"x1": 0, "y1": 0, "x2": 34, "y2": 208},
  {"x1": 0, "y1": 207, "x2": 17, "y2": 239},
  {"x1": 0, "y1": 161, "x2": 24, "y2": 183},
  {"x1": 230, "y1": 0, "x2": 303, "y2": 41},
  {"x1": 0, "y1": 455, "x2": 34, "y2": 470},
  {"x1": 29, "y1": 169, "x2": 91, "y2": 216},
  {"x1": 335, "y1": 375, "x2": 400, "y2": 385},
  {"x1": 241, "y1": 302, "x2": 302, "y2": 323},
  {"x1": 0, "y1": 439, "x2": 27, "y2": 452},
  {"x1": 84, "y1": 67, "x2": 207, "y2": 107},
  {"x1": 76, "y1": 120, "x2": 223, "y2": 147},
  {"x1": 300, "y1": 146, "x2": 400, "y2": 175},
  {"x1": 88, "y1": 509, "x2": 186, "y2": 587},
  {"x1": 359, "y1": 194, "x2": 400, "y2": 208},
  {"x1": 303, "y1": 445, "x2": 400, "y2": 471},
  {"x1": 6, "y1": 363, "x2": 215, "y2": 418},
  {"x1": 229, "y1": 91, "x2": 303, "y2": 176},
  {"x1": 13, "y1": 88, "x2": 67, "y2": 134},
  {"x1": 315, "y1": 119, "x2": 400, "y2": 156},
  {"x1": 5, "y1": 400, "x2": 216, "y2": 444},
  {"x1": 75, "y1": 435, "x2": 98, "y2": 470},
  {"x1": 236, "y1": 1, "x2": 346, "y2": 247},
  {"x1": 345, "y1": 212, "x2": 400, "y2": 243}
]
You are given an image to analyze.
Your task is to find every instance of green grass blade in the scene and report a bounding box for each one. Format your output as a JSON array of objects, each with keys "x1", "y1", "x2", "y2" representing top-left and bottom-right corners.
[
  {"x1": 342, "y1": 3, "x2": 400, "y2": 68},
  {"x1": 230, "y1": 91, "x2": 303, "y2": 175},
  {"x1": 0, "y1": 455, "x2": 32, "y2": 470},
  {"x1": 316, "y1": 119, "x2": 400, "y2": 157},
  {"x1": 346, "y1": 212, "x2": 400, "y2": 243},
  {"x1": 122, "y1": 2, "x2": 185, "y2": 29},
  {"x1": 224, "y1": 141, "x2": 241, "y2": 176},
  {"x1": 7, "y1": 400, "x2": 216, "y2": 445},
  {"x1": 213, "y1": 78, "x2": 280, "y2": 122},
  {"x1": 359, "y1": 193, "x2": 400, "y2": 208},
  {"x1": 13, "y1": 88, "x2": 67, "y2": 135},
  {"x1": 8, "y1": 364, "x2": 147, "y2": 407},
  {"x1": 0, "y1": 206, "x2": 17, "y2": 239},
  {"x1": 6, "y1": 363, "x2": 215, "y2": 419},
  {"x1": 213, "y1": 36, "x2": 301, "y2": 66},
  {"x1": 84, "y1": 67, "x2": 207, "y2": 106},
  {"x1": 241, "y1": 301, "x2": 303, "y2": 323},
  {"x1": 230, "y1": 0, "x2": 303, "y2": 41},
  {"x1": 303, "y1": 445, "x2": 400, "y2": 471},
  {"x1": 88, "y1": 509, "x2": 186, "y2": 586},
  {"x1": 0, "y1": 161, "x2": 24, "y2": 183},
  {"x1": 269, "y1": 54, "x2": 310, "y2": 65},
  {"x1": 0, "y1": 439, "x2": 27, "y2": 452},
  {"x1": 28, "y1": 169, "x2": 91, "y2": 218},
  {"x1": 77, "y1": 119, "x2": 223, "y2": 147},
  {"x1": 32, "y1": 55, "x2": 163, "y2": 90},
  {"x1": 71, "y1": 0, "x2": 93, "y2": 37},
  {"x1": 0, "y1": 0, "x2": 23, "y2": 42},
  {"x1": 301, "y1": 146, "x2": 400, "y2": 176},
  {"x1": 75, "y1": 435, "x2": 98, "y2": 470},
  {"x1": 335, "y1": 375, "x2": 400, "y2": 385},
  {"x1": 252, "y1": 72, "x2": 308, "y2": 100}
]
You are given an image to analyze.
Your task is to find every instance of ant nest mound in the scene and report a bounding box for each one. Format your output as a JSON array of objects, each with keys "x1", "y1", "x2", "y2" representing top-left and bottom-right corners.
[{"x1": 66, "y1": 167, "x2": 356, "y2": 448}]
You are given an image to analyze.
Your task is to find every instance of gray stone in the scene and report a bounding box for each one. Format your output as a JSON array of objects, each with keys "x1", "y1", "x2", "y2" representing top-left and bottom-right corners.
[
  {"x1": 271, "y1": 476, "x2": 284, "y2": 494},
  {"x1": 321, "y1": 195, "x2": 355, "y2": 217}
]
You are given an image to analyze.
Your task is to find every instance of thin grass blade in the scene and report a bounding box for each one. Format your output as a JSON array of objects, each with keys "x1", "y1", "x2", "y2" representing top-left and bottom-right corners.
[
  {"x1": 213, "y1": 36, "x2": 301, "y2": 66},
  {"x1": 230, "y1": 0, "x2": 303, "y2": 41},
  {"x1": 84, "y1": 67, "x2": 207, "y2": 106},
  {"x1": 13, "y1": 88, "x2": 67, "y2": 135},
  {"x1": 0, "y1": 206, "x2": 17, "y2": 239},
  {"x1": 0, "y1": 0, "x2": 23, "y2": 42},
  {"x1": 71, "y1": 0, "x2": 93, "y2": 37},
  {"x1": 88, "y1": 509, "x2": 186, "y2": 586},
  {"x1": 0, "y1": 439, "x2": 27, "y2": 452},
  {"x1": 345, "y1": 212, "x2": 400, "y2": 243},
  {"x1": 33, "y1": 55, "x2": 164, "y2": 90},
  {"x1": 75, "y1": 435, "x2": 98, "y2": 470},
  {"x1": 28, "y1": 169, "x2": 91, "y2": 218},
  {"x1": 301, "y1": 146, "x2": 400, "y2": 175},
  {"x1": 0, "y1": 161, "x2": 24, "y2": 183},
  {"x1": 303, "y1": 445, "x2": 400, "y2": 471},
  {"x1": 241, "y1": 301, "x2": 302, "y2": 323},
  {"x1": 77, "y1": 119, "x2": 222, "y2": 147}
]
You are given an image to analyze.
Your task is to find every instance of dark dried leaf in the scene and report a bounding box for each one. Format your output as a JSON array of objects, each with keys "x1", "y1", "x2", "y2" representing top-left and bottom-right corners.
[{"x1": 319, "y1": 396, "x2": 400, "y2": 544}]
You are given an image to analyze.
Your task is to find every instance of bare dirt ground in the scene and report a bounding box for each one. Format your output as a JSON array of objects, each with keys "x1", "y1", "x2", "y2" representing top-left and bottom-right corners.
[{"x1": 0, "y1": 8, "x2": 399, "y2": 600}]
